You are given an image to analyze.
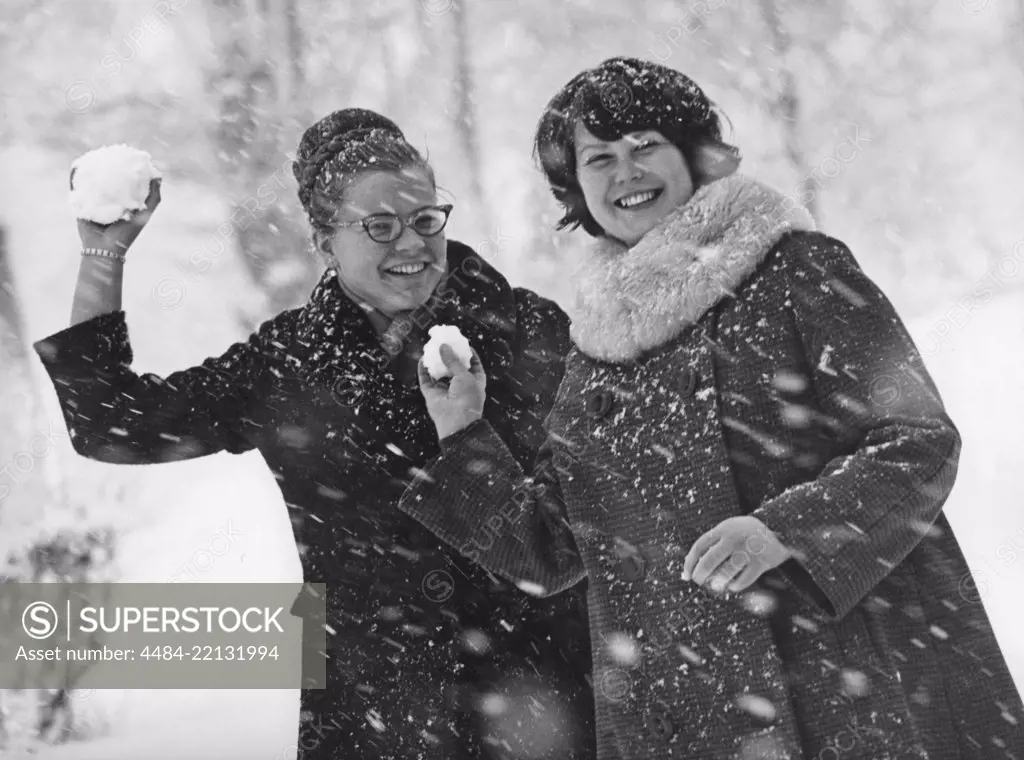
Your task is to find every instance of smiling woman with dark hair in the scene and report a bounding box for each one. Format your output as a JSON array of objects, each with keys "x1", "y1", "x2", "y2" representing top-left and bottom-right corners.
[
  {"x1": 400, "y1": 58, "x2": 1024, "y2": 759},
  {"x1": 533, "y1": 60, "x2": 739, "y2": 239},
  {"x1": 32, "y1": 108, "x2": 595, "y2": 760}
]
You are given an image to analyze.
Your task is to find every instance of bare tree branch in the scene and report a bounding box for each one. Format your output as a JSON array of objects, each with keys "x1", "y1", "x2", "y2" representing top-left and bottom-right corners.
[
  {"x1": 448, "y1": 0, "x2": 492, "y2": 240},
  {"x1": 757, "y1": 0, "x2": 819, "y2": 222}
]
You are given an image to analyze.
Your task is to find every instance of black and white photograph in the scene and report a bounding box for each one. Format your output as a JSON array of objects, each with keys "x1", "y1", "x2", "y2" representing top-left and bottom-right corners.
[{"x1": 0, "y1": 0, "x2": 1022, "y2": 757}]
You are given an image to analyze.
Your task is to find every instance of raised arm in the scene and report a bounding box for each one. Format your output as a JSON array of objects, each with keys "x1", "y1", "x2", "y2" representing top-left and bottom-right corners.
[
  {"x1": 754, "y1": 233, "x2": 961, "y2": 620},
  {"x1": 69, "y1": 175, "x2": 160, "y2": 326},
  {"x1": 35, "y1": 176, "x2": 287, "y2": 464},
  {"x1": 34, "y1": 311, "x2": 290, "y2": 464}
]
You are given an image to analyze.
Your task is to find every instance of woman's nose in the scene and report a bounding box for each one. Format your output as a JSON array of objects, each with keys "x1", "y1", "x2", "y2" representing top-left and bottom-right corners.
[
  {"x1": 613, "y1": 156, "x2": 645, "y2": 184},
  {"x1": 393, "y1": 223, "x2": 426, "y2": 253}
]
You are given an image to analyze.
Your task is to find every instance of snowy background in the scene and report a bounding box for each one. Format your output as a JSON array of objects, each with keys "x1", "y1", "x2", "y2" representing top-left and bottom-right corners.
[{"x1": 1, "y1": 0, "x2": 1023, "y2": 757}]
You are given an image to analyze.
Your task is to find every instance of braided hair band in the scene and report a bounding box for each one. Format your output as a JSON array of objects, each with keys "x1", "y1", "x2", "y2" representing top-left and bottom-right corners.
[{"x1": 292, "y1": 109, "x2": 432, "y2": 234}]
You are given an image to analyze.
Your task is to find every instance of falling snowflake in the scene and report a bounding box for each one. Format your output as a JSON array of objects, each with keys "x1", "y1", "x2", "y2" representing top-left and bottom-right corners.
[
  {"x1": 516, "y1": 580, "x2": 547, "y2": 597},
  {"x1": 460, "y1": 629, "x2": 492, "y2": 655},
  {"x1": 840, "y1": 669, "x2": 871, "y2": 698},
  {"x1": 606, "y1": 632, "x2": 641, "y2": 666},
  {"x1": 817, "y1": 345, "x2": 838, "y2": 376},
  {"x1": 740, "y1": 589, "x2": 778, "y2": 617},
  {"x1": 479, "y1": 693, "x2": 509, "y2": 716},
  {"x1": 735, "y1": 693, "x2": 777, "y2": 722}
]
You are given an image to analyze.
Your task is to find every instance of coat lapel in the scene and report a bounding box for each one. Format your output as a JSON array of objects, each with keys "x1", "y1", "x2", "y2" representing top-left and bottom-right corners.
[
  {"x1": 569, "y1": 174, "x2": 815, "y2": 364},
  {"x1": 290, "y1": 270, "x2": 389, "y2": 398}
]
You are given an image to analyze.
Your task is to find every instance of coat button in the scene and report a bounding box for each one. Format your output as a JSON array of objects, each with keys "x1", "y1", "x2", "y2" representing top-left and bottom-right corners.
[
  {"x1": 679, "y1": 369, "x2": 699, "y2": 398},
  {"x1": 619, "y1": 553, "x2": 646, "y2": 582},
  {"x1": 585, "y1": 389, "x2": 615, "y2": 419},
  {"x1": 645, "y1": 705, "x2": 676, "y2": 741}
]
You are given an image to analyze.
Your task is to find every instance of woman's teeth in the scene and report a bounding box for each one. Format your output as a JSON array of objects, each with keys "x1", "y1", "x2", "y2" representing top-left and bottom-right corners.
[
  {"x1": 386, "y1": 262, "x2": 427, "y2": 275},
  {"x1": 616, "y1": 190, "x2": 659, "y2": 209}
]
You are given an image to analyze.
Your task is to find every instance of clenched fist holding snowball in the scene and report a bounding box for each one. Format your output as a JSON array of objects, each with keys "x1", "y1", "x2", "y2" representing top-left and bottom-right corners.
[
  {"x1": 70, "y1": 144, "x2": 162, "y2": 256},
  {"x1": 418, "y1": 326, "x2": 487, "y2": 441}
]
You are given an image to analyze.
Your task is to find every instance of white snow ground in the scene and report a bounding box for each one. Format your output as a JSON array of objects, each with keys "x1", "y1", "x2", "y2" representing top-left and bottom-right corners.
[{"x1": 1, "y1": 146, "x2": 1021, "y2": 759}]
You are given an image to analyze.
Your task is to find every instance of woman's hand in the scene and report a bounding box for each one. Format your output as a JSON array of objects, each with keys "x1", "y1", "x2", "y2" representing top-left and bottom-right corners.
[
  {"x1": 74, "y1": 174, "x2": 161, "y2": 255},
  {"x1": 682, "y1": 515, "x2": 792, "y2": 594},
  {"x1": 417, "y1": 343, "x2": 487, "y2": 441}
]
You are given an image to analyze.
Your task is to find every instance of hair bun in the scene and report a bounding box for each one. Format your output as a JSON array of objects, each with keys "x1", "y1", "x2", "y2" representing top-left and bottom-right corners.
[
  {"x1": 296, "y1": 109, "x2": 404, "y2": 167},
  {"x1": 292, "y1": 109, "x2": 406, "y2": 209}
]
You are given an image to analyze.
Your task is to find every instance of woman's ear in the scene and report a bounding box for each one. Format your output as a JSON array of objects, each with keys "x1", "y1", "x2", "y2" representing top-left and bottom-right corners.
[
  {"x1": 693, "y1": 143, "x2": 741, "y2": 184},
  {"x1": 312, "y1": 231, "x2": 334, "y2": 267}
]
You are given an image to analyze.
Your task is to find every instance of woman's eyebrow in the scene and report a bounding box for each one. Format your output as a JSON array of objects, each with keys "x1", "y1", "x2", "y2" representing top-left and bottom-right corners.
[{"x1": 576, "y1": 141, "x2": 608, "y2": 155}]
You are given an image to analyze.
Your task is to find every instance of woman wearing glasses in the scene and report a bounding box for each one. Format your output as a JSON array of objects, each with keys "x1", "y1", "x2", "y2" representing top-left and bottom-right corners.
[{"x1": 33, "y1": 109, "x2": 594, "y2": 760}]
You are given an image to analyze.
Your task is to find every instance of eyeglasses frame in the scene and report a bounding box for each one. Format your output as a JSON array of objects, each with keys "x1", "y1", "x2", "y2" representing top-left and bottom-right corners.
[{"x1": 332, "y1": 203, "x2": 455, "y2": 244}]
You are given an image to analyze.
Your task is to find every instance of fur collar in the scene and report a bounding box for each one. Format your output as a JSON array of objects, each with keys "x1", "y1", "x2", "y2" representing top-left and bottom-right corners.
[{"x1": 569, "y1": 173, "x2": 815, "y2": 363}]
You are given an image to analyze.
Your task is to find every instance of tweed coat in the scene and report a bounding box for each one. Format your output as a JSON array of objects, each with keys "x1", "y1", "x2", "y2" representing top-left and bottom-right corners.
[
  {"x1": 399, "y1": 175, "x2": 1024, "y2": 759},
  {"x1": 32, "y1": 241, "x2": 595, "y2": 760}
]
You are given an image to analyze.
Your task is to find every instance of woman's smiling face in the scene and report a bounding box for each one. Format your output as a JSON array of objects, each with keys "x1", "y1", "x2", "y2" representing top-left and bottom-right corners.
[
  {"x1": 325, "y1": 168, "x2": 447, "y2": 317},
  {"x1": 574, "y1": 122, "x2": 695, "y2": 247}
]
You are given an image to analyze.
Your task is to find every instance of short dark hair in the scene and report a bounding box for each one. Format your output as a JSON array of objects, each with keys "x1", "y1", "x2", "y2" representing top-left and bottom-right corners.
[{"x1": 533, "y1": 57, "x2": 740, "y2": 237}]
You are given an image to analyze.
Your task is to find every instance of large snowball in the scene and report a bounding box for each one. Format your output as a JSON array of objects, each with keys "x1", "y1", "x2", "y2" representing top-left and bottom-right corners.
[
  {"x1": 422, "y1": 325, "x2": 473, "y2": 380},
  {"x1": 70, "y1": 144, "x2": 162, "y2": 224}
]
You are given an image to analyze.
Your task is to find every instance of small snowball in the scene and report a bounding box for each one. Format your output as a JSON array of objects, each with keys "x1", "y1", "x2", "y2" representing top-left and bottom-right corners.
[
  {"x1": 422, "y1": 325, "x2": 473, "y2": 380},
  {"x1": 70, "y1": 144, "x2": 162, "y2": 224}
]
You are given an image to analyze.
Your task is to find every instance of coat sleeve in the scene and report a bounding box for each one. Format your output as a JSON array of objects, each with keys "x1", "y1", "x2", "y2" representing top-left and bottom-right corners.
[
  {"x1": 752, "y1": 233, "x2": 962, "y2": 621},
  {"x1": 399, "y1": 418, "x2": 586, "y2": 597},
  {"x1": 397, "y1": 287, "x2": 586, "y2": 596},
  {"x1": 32, "y1": 310, "x2": 290, "y2": 464}
]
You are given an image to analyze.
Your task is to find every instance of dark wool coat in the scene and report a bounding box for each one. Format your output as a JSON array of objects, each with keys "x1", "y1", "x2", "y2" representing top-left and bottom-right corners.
[
  {"x1": 33, "y1": 242, "x2": 595, "y2": 760},
  {"x1": 399, "y1": 175, "x2": 1024, "y2": 760}
]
